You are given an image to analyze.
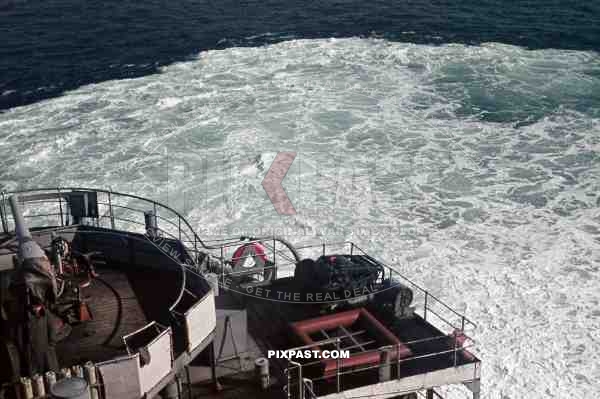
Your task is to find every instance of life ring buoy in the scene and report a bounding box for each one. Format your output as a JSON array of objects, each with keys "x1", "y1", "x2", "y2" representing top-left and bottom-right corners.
[{"x1": 231, "y1": 242, "x2": 274, "y2": 281}]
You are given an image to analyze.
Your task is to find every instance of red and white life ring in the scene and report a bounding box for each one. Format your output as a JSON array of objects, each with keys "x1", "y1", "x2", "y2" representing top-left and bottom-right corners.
[
  {"x1": 232, "y1": 242, "x2": 268, "y2": 267},
  {"x1": 231, "y1": 242, "x2": 273, "y2": 281}
]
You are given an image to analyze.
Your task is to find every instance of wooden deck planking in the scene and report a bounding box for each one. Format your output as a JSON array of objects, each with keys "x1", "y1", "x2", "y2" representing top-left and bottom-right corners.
[{"x1": 56, "y1": 267, "x2": 148, "y2": 366}]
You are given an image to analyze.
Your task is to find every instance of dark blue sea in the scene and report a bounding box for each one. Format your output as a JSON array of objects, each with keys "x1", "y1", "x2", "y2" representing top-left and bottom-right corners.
[{"x1": 1, "y1": 0, "x2": 599, "y2": 110}]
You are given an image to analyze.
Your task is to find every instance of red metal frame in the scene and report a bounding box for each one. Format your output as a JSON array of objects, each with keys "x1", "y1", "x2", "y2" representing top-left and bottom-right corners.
[{"x1": 291, "y1": 308, "x2": 412, "y2": 376}]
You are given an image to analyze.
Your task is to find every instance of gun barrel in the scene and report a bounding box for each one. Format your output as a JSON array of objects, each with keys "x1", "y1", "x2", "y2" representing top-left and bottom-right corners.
[
  {"x1": 9, "y1": 195, "x2": 45, "y2": 260},
  {"x1": 9, "y1": 195, "x2": 31, "y2": 241}
]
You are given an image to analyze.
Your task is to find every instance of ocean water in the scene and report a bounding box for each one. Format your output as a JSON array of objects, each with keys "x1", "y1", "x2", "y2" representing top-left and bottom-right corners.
[
  {"x1": 1, "y1": 0, "x2": 599, "y2": 109},
  {"x1": 1, "y1": 2, "x2": 600, "y2": 398}
]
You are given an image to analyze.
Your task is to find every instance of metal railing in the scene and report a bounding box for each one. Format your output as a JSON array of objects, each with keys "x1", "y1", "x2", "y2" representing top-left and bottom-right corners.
[
  {"x1": 277, "y1": 240, "x2": 479, "y2": 398},
  {"x1": 0, "y1": 188, "x2": 205, "y2": 252},
  {"x1": 1, "y1": 189, "x2": 476, "y2": 331},
  {"x1": 201, "y1": 239, "x2": 477, "y2": 340},
  {"x1": 4, "y1": 189, "x2": 474, "y2": 320},
  {"x1": 283, "y1": 333, "x2": 477, "y2": 398},
  {"x1": 292, "y1": 241, "x2": 476, "y2": 333},
  {"x1": 0, "y1": 188, "x2": 301, "y2": 278},
  {"x1": 417, "y1": 389, "x2": 446, "y2": 399}
]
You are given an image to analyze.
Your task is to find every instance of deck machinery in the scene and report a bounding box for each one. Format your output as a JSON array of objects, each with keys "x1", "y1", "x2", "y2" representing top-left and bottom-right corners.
[{"x1": 0, "y1": 188, "x2": 481, "y2": 399}]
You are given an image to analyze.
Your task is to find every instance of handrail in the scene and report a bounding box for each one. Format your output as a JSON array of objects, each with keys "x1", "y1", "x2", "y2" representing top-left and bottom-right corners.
[
  {"x1": 352, "y1": 243, "x2": 477, "y2": 329},
  {"x1": 0, "y1": 187, "x2": 476, "y2": 330},
  {"x1": 289, "y1": 241, "x2": 476, "y2": 331},
  {"x1": 1, "y1": 188, "x2": 476, "y2": 339},
  {"x1": 0, "y1": 187, "x2": 215, "y2": 249},
  {"x1": 418, "y1": 389, "x2": 446, "y2": 399},
  {"x1": 285, "y1": 336, "x2": 478, "y2": 397},
  {"x1": 0, "y1": 188, "x2": 203, "y2": 328}
]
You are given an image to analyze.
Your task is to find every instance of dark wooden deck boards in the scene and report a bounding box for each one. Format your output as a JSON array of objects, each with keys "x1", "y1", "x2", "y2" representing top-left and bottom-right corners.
[{"x1": 56, "y1": 267, "x2": 148, "y2": 366}]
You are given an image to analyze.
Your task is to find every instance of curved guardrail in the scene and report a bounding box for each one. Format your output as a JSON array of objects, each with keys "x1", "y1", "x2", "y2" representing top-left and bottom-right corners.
[
  {"x1": 0, "y1": 187, "x2": 206, "y2": 249},
  {"x1": 0, "y1": 187, "x2": 476, "y2": 332}
]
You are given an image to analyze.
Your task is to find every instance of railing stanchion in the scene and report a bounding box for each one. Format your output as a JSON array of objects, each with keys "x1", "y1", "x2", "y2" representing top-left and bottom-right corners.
[
  {"x1": 461, "y1": 316, "x2": 465, "y2": 332},
  {"x1": 322, "y1": 243, "x2": 326, "y2": 257},
  {"x1": 220, "y1": 246, "x2": 225, "y2": 286},
  {"x1": 424, "y1": 291, "x2": 428, "y2": 320},
  {"x1": 153, "y1": 202, "x2": 158, "y2": 230},
  {"x1": 299, "y1": 363, "x2": 303, "y2": 399},
  {"x1": 273, "y1": 237, "x2": 277, "y2": 278},
  {"x1": 57, "y1": 188, "x2": 64, "y2": 226},
  {"x1": 0, "y1": 191, "x2": 8, "y2": 233},
  {"x1": 453, "y1": 333, "x2": 458, "y2": 368},
  {"x1": 108, "y1": 190, "x2": 115, "y2": 229},
  {"x1": 396, "y1": 344, "x2": 401, "y2": 379},
  {"x1": 288, "y1": 361, "x2": 302, "y2": 399},
  {"x1": 350, "y1": 242, "x2": 354, "y2": 256},
  {"x1": 336, "y1": 338, "x2": 341, "y2": 393},
  {"x1": 285, "y1": 369, "x2": 291, "y2": 399}
]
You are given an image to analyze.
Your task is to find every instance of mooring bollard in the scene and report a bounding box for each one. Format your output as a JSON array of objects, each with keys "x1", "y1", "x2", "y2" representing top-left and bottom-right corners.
[{"x1": 254, "y1": 357, "x2": 270, "y2": 389}]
